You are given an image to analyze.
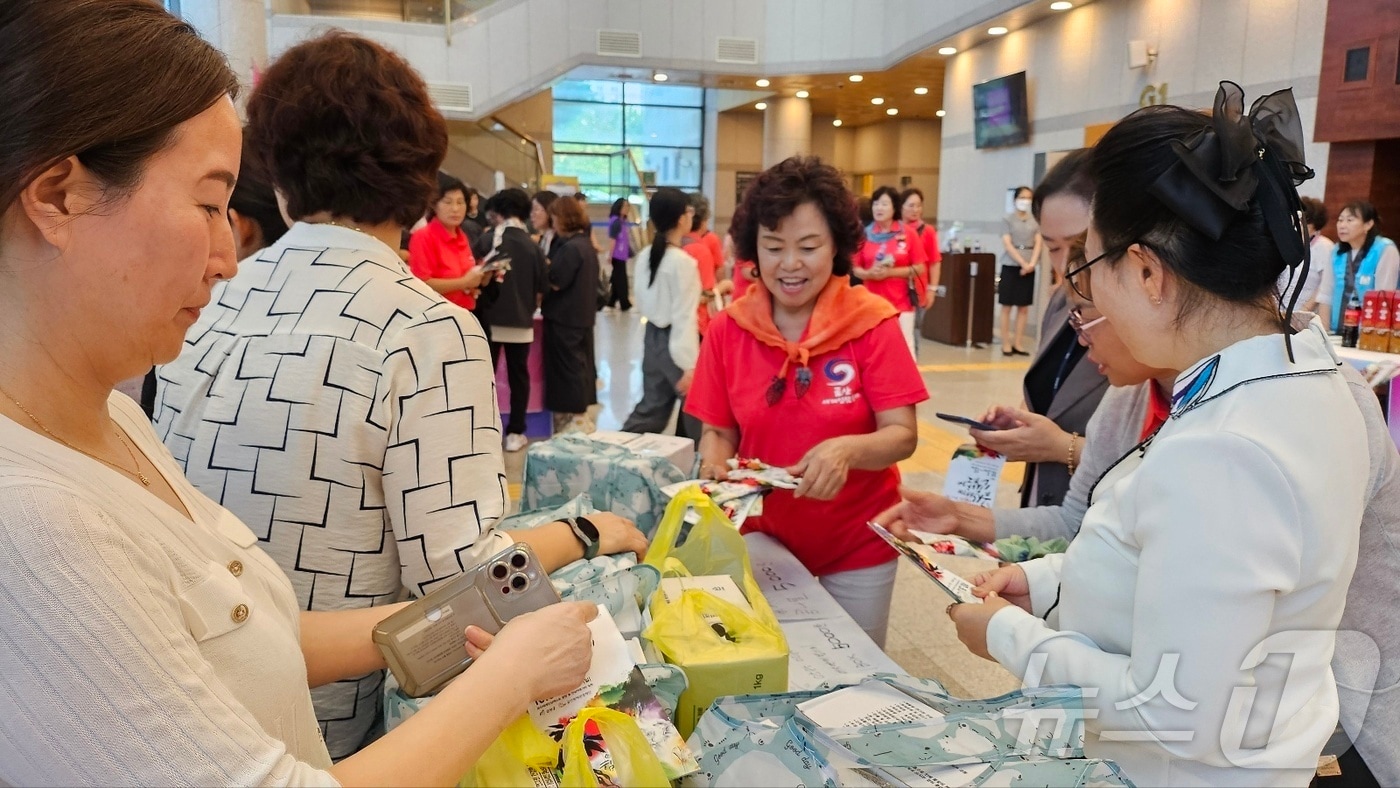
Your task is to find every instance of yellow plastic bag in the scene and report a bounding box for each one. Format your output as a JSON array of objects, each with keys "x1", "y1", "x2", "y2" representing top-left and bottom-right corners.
[
  {"x1": 559, "y1": 707, "x2": 671, "y2": 787},
  {"x1": 642, "y1": 487, "x2": 788, "y2": 736},
  {"x1": 459, "y1": 714, "x2": 559, "y2": 788}
]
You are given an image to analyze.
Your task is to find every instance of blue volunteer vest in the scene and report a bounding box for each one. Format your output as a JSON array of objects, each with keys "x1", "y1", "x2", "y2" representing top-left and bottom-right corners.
[{"x1": 1331, "y1": 236, "x2": 1397, "y2": 332}]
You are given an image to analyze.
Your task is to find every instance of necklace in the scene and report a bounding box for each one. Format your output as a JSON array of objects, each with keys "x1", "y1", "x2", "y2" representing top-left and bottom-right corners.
[{"x1": 0, "y1": 384, "x2": 150, "y2": 486}]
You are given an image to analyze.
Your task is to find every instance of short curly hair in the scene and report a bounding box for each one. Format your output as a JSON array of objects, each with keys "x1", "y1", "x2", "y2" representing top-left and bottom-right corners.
[
  {"x1": 730, "y1": 156, "x2": 863, "y2": 276},
  {"x1": 245, "y1": 32, "x2": 448, "y2": 228}
]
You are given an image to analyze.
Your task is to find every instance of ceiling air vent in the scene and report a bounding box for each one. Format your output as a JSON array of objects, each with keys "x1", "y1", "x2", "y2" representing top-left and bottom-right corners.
[
  {"x1": 716, "y1": 36, "x2": 758, "y2": 64},
  {"x1": 428, "y1": 82, "x2": 473, "y2": 115},
  {"x1": 597, "y1": 29, "x2": 642, "y2": 58}
]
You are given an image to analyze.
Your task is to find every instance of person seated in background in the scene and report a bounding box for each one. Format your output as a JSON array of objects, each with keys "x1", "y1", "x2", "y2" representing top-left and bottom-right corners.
[
  {"x1": 686, "y1": 157, "x2": 926, "y2": 647},
  {"x1": 931, "y1": 87, "x2": 1367, "y2": 787},
  {"x1": 852, "y1": 184, "x2": 927, "y2": 360},
  {"x1": 1315, "y1": 200, "x2": 1398, "y2": 332},
  {"x1": 155, "y1": 31, "x2": 644, "y2": 760},
  {"x1": 542, "y1": 193, "x2": 601, "y2": 435},
  {"x1": 962, "y1": 149, "x2": 1107, "y2": 509},
  {"x1": 0, "y1": 5, "x2": 605, "y2": 785},
  {"x1": 409, "y1": 173, "x2": 485, "y2": 312}
]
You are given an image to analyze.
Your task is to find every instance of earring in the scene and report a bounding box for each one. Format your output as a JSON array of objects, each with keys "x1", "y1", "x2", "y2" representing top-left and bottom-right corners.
[{"x1": 1152, "y1": 296, "x2": 1163, "y2": 305}]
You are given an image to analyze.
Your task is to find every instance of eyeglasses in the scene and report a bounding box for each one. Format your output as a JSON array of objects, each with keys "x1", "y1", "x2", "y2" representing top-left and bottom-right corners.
[
  {"x1": 1068, "y1": 306, "x2": 1107, "y2": 337},
  {"x1": 1064, "y1": 250, "x2": 1108, "y2": 302}
]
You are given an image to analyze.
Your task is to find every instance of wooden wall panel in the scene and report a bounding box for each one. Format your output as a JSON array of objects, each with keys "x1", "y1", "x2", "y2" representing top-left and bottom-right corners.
[
  {"x1": 1314, "y1": 0, "x2": 1400, "y2": 143},
  {"x1": 1322, "y1": 140, "x2": 1400, "y2": 244}
]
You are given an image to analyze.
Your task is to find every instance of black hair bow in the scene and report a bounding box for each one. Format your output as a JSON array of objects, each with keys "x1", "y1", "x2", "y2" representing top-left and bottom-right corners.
[{"x1": 1147, "y1": 81, "x2": 1316, "y2": 360}]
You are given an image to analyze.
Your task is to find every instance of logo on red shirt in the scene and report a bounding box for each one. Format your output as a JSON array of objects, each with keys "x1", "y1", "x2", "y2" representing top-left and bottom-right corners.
[{"x1": 822, "y1": 359, "x2": 861, "y2": 406}]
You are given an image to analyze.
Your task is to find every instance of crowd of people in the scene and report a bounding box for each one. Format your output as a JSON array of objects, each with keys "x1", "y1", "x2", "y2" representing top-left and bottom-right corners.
[{"x1": 1, "y1": 2, "x2": 1397, "y2": 787}]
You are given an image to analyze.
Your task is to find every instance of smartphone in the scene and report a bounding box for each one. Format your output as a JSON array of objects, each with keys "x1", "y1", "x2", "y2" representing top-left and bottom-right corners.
[
  {"x1": 935, "y1": 412, "x2": 1003, "y2": 431},
  {"x1": 373, "y1": 543, "x2": 559, "y2": 697}
]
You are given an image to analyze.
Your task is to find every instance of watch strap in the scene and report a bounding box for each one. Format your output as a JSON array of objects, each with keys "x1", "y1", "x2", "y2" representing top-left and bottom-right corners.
[{"x1": 567, "y1": 516, "x2": 601, "y2": 560}]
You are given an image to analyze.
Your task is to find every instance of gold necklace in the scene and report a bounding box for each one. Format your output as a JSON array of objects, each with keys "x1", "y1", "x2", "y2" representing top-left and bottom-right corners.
[{"x1": 0, "y1": 384, "x2": 150, "y2": 486}]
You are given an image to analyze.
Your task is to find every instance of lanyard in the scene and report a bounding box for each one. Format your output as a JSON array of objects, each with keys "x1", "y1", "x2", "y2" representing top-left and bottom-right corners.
[{"x1": 1050, "y1": 327, "x2": 1078, "y2": 395}]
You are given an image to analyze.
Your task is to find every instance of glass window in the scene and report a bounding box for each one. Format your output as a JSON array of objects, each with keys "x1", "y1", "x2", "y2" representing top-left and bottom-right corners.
[
  {"x1": 1345, "y1": 47, "x2": 1370, "y2": 82},
  {"x1": 630, "y1": 146, "x2": 701, "y2": 188},
  {"x1": 553, "y1": 80, "x2": 625, "y2": 104},
  {"x1": 553, "y1": 153, "x2": 614, "y2": 185},
  {"x1": 554, "y1": 101, "x2": 624, "y2": 145},
  {"x1": 623, "y1": 106, "x2": 703, "y2": 148},
  {"x1": 623, "y1": 83, "x2": 704, "y2": 107}
]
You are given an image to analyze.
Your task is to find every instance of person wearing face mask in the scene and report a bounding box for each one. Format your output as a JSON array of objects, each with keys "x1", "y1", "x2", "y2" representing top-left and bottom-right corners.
[
  {"x1": 997, "y1": 186, "x2": 1042, "y2": 355},
  {"x1": 964, "y1": 152, "x2": 1108, "y2": 509},
  {"x1": 936, "y1": 84, "x2": 1368, "y2": 786},
  {"x1": 852, "y1": 185, "x2": 928, "y2": 360},
  {"x1": 686, "y1": 158, "x2": 925, "y2": 647},
  {"x1": 1315, "y1": 200, "x2": 1398, "y2": 333}
]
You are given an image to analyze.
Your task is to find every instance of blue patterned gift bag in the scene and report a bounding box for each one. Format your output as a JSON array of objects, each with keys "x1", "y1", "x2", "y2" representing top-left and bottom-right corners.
[{"x1": 523, "y1": 434, "x2": 687, "y2": 538}]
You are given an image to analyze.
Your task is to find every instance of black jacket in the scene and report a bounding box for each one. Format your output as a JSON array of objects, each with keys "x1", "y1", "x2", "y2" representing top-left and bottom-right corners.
[
  {"x1": 543, "y1": 233, "x2": 599, "y2": 328},
  {"x1": 478, "y1": 226, "x2": 546, "y2": 330}
]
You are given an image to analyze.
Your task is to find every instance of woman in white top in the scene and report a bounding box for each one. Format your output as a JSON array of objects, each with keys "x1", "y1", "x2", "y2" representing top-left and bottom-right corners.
[
  {"x1": 621, "y1": 188, "x2": 702, "y2": 433},
  {"x1": 0, "y1": 3, "x2": 595, "y2": 785},
  {"x1": 943, "y1": 85, "x2": 1368, "y2": 786}
]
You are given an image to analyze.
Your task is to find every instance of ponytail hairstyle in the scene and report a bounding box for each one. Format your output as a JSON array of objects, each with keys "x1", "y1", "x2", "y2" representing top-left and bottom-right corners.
[{"x1": 647, "y1": 187, "x2": 690, "y2": 286}]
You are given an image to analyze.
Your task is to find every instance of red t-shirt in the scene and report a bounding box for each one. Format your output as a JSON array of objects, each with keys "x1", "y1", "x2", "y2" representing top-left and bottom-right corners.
[
  {"x1": 702, "y1": 230, "x2": 724, "y2": 275},
  {"x1": 409, "y1": 218, "x2": 477, "y2": 311},
  {"x1": 684, "y1": 232, "x2": 721, "y2": 334},
  {"x1": 685, "y1": 313, "x2": 929, "y2": 576},
  {"x1": 731, "y1": 259, "x2": 758, "y2": 301},
  {"x1": 855, "y1": 222, "x2": 927, "y2": 313}
]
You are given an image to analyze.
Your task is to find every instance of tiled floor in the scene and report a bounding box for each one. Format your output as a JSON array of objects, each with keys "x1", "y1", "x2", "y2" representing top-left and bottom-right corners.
[{"x1": 505, "y1": 308, "x2": 1036, "y2": 699}]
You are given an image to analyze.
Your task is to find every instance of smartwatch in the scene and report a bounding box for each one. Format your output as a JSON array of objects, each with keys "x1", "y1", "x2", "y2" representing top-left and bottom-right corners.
[{"x1": 566, "y1": 516, "x2": 601, "y2": 560}]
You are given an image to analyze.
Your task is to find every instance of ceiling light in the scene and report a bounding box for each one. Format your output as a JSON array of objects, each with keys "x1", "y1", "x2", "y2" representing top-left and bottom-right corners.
[
  {"x1": 755, "y1": 102, "x2": 767, "y2": 110},
  {"x1": 1050, "y1": 1, "x2": 1073, "y2": 9},
  {"x1": 935, "y1": 109, "x2": 947, "y2": 117},
  {"x1": 755, "y1": 78, "x2": 770, "y2": 87},
  {"x1": 938, "y1": 46, "x2": 958, "y2": 56},
  {"x1": 795, "y1": 89, "x2": 809, "y2": 98},
  {"x1": 652, "y1": 72, "x2": 668, "y2": 82},
  {"x1": 988, "y1": 26, "x2": 1008, "y2": 35},
  {"x1": 849, "y1": 74, "x2": 863, "y2": 82},
  {"x1": 833, "y1": 119, "x2": 843, "y2": 127},
  {"x1": 914, "y1": 87, "x2": 929, "y2": 95},
  {"x1": 871, "y1": 97, "x2": 884, "y2": 105},
  {"x1": 886, "y1": 108, "x2": 899, "y2": 116}
]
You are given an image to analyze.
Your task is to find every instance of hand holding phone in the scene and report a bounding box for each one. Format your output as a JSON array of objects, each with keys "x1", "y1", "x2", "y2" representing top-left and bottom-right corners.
[{"x1": 935, "y1": 412, "x2": 1003, "y2": 432}]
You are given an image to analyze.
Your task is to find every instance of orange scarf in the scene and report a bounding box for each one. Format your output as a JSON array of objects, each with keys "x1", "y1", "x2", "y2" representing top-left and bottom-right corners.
[{"x1": 728, "y1": 275, "x2": 897, "y2": 402}]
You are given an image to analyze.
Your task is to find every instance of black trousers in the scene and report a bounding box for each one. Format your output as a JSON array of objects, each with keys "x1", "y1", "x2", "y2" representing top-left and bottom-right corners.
[
  {"x1": 542, "y1": 321, "x2": 597, "y2": 414},
  {"x1": 490, "y1": 341, "x2": 532, "y2": 435},
  {"x1": 608, "y1": 258, "x2": 631, "y2": 310}
]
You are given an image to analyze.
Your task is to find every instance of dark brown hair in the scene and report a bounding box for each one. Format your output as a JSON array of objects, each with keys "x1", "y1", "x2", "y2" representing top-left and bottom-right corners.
[
  {"x1": 1031, "y1": 148, "x2": 1094, "y2": 222},
  {"x1": 549, "y1": 194, "x2": 591, "y2": 235},
  {"x1": 730, "y1": 156, "x2": 863, "y2": 277},
  {"x1": 532, "y1": 190, "x2": 559, "y2": 229},
  {"x1": 1298, "y1": 196, "x2": 1328, "y2": 234},
  {"x1": 245, "y1": 31, "x2": 448, "y2": 228},
  {"x1": 0, "y1": 0, "x2": 237, "y2": 223}
]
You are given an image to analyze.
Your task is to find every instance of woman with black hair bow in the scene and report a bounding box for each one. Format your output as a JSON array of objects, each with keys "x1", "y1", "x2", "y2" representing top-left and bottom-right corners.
[{"x1": 943, "y1": 83, "x2": 1369, "y2": 786}]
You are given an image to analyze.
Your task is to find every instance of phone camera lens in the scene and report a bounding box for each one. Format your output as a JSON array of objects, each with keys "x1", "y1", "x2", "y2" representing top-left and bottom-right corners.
[
  {"x1": 510, "y1": 552, "x2": 528, "y2": 569},
  {"x1": 509, "y1": 573, "x2": 529, "y2": 592},
  {"x1": 490, "y1": 563, "x2": 509, "y2": 580}
]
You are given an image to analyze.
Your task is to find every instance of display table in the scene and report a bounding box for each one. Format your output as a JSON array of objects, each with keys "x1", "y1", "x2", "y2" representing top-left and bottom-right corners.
[{"x1": 743, "y1": 532, "x2": 906, "y2": 689}]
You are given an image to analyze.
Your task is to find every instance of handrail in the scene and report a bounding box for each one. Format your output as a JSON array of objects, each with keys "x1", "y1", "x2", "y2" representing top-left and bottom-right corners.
[{"x1": 485, "y1": 115, "x2": 546, "y2": 176}]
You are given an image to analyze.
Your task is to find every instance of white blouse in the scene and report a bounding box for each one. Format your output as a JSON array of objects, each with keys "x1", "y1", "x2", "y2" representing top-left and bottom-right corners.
[
  {"x1": 987, "y1": 322, "x2": 1367, "y2": 787},
  {"x1": 0, "y1": 392, "x2": 337, "y2": 786},
  {"x1": 633, "y1": 243, "x2": 702, "y2": 371}
]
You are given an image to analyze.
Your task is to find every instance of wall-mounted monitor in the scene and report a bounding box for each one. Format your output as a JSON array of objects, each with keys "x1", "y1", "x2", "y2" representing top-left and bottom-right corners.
[{"x1": 973, "y1": 71, "x2": 1030, "y2": 149}]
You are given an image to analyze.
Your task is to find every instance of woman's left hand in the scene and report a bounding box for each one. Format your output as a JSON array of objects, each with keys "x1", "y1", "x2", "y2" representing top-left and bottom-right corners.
[
  {"x1": 947, "y1": 593, "x2": 1013, "y2": 660},
  {"x1": 969, "y1": 406, "x2": 1072, "y2": 464},
  {"x1": 787, "y1": 437, "x2": 853, "y2": 501}
]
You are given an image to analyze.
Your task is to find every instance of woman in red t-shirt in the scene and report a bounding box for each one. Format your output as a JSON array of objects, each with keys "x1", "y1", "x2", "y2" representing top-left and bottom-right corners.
[
  {"x1": 408, "y1": 175, "x2": 484, "y2": 310},
  {"x1": 900, "y1": 187, "x2": 942, "y2": 310},
  {"x1": 685, "y1": 157, "x2": 928, "y2": 647},
  {"x1": 852, "y1": 185, "x2": 927, "y2": 361}
]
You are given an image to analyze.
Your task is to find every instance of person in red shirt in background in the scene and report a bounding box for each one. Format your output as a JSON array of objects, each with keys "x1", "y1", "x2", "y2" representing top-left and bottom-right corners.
[
  {"x1": 686, "y1": 157, "x2": 927, "y2": 647},
  {"x1": 852, "y1": 185, "x2": 927, "y2": 361},
  {"x1": 682, "y1": 193, "x2": 731, "y2": 334},
  {"x1": 900, "y1": 187, "x2": 942, "y2": 310},
  {"x1": 409, "y1": 174, "x2": 485, "y2": 310},
  {"x1": 725, "y1": 232, "x2": 760, "y2": 301}
]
